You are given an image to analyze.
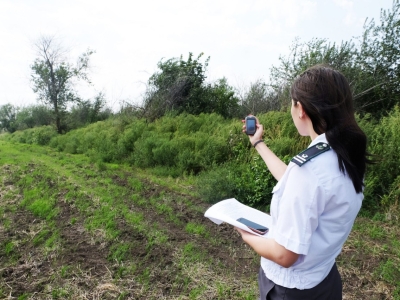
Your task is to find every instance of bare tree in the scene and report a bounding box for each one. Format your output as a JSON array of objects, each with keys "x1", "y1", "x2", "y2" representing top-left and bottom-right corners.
[{"x1": 237, "y1": 79, "x2": 281, "y2": 116}]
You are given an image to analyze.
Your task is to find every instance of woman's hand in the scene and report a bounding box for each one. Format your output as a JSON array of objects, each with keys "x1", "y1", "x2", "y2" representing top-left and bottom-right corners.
[
  {"x1": 235, "y1": 227, "x2": 251, "y2": 239},
  {"x1": 242, "y1": 115, "x2": 288, "y2": 181},
  {"x1": 235, "y1": 227, "x2": 299, "y2": 268},
  {"x1": 235, "y1": 227, "x2": 263, "y2": 246},
  {"x1": 242, "y1": 115, "x2": 264, "y2": 145}
]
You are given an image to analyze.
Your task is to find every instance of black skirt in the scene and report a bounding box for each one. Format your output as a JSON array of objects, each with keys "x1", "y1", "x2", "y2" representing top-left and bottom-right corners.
[{"x1": 258, "y1": 263, "x2": 342, "y2": 300}]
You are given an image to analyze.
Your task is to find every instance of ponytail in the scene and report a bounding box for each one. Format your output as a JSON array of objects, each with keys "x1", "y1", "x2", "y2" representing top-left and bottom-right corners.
[{"x1": 291, "y1": 65, "x2": 370, "y2": 193}]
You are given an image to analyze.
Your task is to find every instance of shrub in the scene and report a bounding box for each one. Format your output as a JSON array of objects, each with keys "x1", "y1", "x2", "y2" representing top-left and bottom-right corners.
[
  {"x1": 3, "y1": 126, "x2": 57, "y2": 146},
  {"x1": 196, "y1": 162, "x2": 239, "y2": 204},
  {"x1": 363, "y1": 106, "x2": 400, "y2": 211},
  {"x1": 4, "y1": 108, "x2": 399, "y2": 216},
  {"x1": 133, "y1": 132, "x2": 160, "y2": 168}
]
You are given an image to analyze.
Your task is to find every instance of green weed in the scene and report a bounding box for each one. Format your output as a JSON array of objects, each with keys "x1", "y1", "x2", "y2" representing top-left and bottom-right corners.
[
  {"x1": 109, "y1": 243, "x2": 131, "y2": 263},
  {"x1": 4, "y1": 241, "x2": 14, "y2": 256},
  {"x1": 185, "y1": 222, "x2": 207, "y2": 237},
  {"x1": 17, "y1": 294, "x2": 29, "y2": 300},
  {"x1": 138, "y1": 267, "x2": 151, "y2": 287},
  {"x1": 33, "y1": 228, "x2": 51, "y2": 246},
  {"x1": 182, "y1": 242, "x2": 205, "y2": 263},
  {"x1": 51, "y1": 288, "x2": 69, "y2": 299},
  {"x1": 28, "y1": 198, "x2": 57, "y2": 220},
  {"x1": 155, "y1": 202, "x2": 173, "y2": 215},
  {"x1": 2, "y1": 128, "x2": 400, "y2": 299},
  {"x1": 146, "y1": 229, "x2": 168, "y2": 250},
  {"x1": 85, "y1": 205, "x2": 120, "y2": 240},
  {"x1": 3, "y1": 218, "x2": 11, "y2": 229},
  {"x1": 236, "y1": 289, "x2": 258, "y2": 300},
  {"x1": 96, "y1": 159, "x2": 107, "y2": 171},
  {"x1": 128, "y1": 177, "x2": 143, "y2": 191},
  {"x1": 124, "y1": 211, "x2": 143, "y2": 226},
  {"x1": 44, "y1": 231, "x2": 59, "y2": 249},
  {"x1": 217, "y1": 282, "x2": 232, "y2": 299},
  {"x1": 189, "y1": 286, "x2": 206, "y2": 299},
  {"x1": 60, "y1": 265, "x2": 70, "y2": 278},
  {"x1": 368, "y1": 225, "x2": 386, "y2": 239},
  {"x1": 376, "y1": 259, "x2": 400, "y2": 285}
]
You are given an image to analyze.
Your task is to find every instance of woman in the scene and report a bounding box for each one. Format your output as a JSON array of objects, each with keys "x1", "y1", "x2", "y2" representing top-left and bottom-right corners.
[{"x1": 238, "y1": 65, "x2": 369, "y2": 299}]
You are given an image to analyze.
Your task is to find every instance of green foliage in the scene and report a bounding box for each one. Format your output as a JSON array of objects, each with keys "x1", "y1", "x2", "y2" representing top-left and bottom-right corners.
[
  {"x1": 196, "y1": 162, "x2": 238, "y2": 204},
  {"x1": 51, "y1": 288, "x2": 69, "y2": 299},
  {"x1": 0, "y1": 101, "x2": 108, "y2": 135},
  {"x1": 0, "y1": 104, "x2": 18, "y2": 132},
  {"x1": 362, "y1": 106, "x2": 400, "y2": 211},
  {"x1": 196, "y1": 111, "x2": 306, "y2": 208},
  {"x1": 269, "y1": 38, "x2": 358, "y2": 109},
  {"x1": 65, "y1": 92, "x2": 112, "y2": 130},
  {"x1": 143, "y1": 53, "x2": 239, "y2": 119},
  {"x1": 182, "y1": 242, "x2": 205, "y2": 263},
  {"x1": 375, "y1": 259, "x2": 400, "y2": 290},
  {"x1": 46, "y1": 113, "x2": 234, "y2": 176},
  {"x1": 241, "y1": 156, "x2": 277, "y2": 208},
  {"x1": 109, "y1": 242, "x2": 131, "y2": 262},
  {"x1": 269, "y1": 1, "x2": 400, "y2": 116},
  {"x1": 203, "y1": 77, "x2": 240, "y2": 118},
  {"x1": 5, "y1": 126, "x2": 57, "y2": 145},
  {"x1": 4, "y1": 241, "x2": 14, "y2": 256},
  {"x1": 15, "y1": 105, "x2": 53, "y2": 130},
  {"x1": 185, "y1": 222, "x2": 207, "y2": 237},
  {"x1": 143, "y1": 52, "x2": 209, "y2": 119},
  {"x1": 197, "y1": 157, "x2": 276, "y2": 209},
  {"x1": 0, "y1": 140, "x2": 263, "y2": 299},
  {"x1": 355, "y1": 0, "x2": 400, "y2": 115},
  {"x1": 3, "y1": 102, "x2": 400, "y2": 215},
  {"x1": 30, "y1": 35, "x2": 95, "y2": 133},
  {"x1": 28, "y1": 198, "x2": 57, "y2": 219}
]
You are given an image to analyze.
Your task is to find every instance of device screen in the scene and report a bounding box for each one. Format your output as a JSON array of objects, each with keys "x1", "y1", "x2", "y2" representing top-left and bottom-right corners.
[
  {"x1": 237, "y1": 217, "x2": 268, "y2": 234},
  {"x1": 246, "y1": 119, "x2": 256, "y2": 133}
]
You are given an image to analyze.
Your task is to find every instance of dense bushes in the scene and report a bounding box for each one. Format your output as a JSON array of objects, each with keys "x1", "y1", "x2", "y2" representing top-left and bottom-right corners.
[
  {"x1": 5, "y1": 125, "x2": 57, "y2": 145},
  {"x1": 0, "y1": 99, "x2": 112, "y2": 134},
  {"x1": 361, "y1": 107, "x2": 400, "y2": 212},
  {"x1": 142, "y1": 53, "x2": 240, "y2": 120},
  {"x1": 2, "y1": 108, "x2": 400, "y2": 216},
  {"x1": 0, "y1": 111, "x2": 309, "y2": 209},
  {"x1": 0, "y1": 104, "x2": 53, "y2": 133},
  {"x1": 43, "y1": 113, "x2": 237, "y2": 175}
]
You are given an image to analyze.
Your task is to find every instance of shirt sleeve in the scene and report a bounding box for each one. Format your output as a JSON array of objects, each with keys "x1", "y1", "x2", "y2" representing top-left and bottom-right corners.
[{"x1": 273, "y1": 165, "x2": 326, "y2": 255}]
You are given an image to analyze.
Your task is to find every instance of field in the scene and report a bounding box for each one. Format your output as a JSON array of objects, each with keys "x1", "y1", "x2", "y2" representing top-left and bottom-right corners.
[{"x1": 0, "y1": 140, "x2": 399, "y2": 299}]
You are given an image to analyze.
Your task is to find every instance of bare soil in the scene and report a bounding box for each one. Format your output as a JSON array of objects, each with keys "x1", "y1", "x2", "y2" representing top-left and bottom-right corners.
[
  {"x1": 0, "y1": 162, "x2": 397, "y2": 299},
  {"x1": 0, "y1": 165, "x2": 259, "y2": 299}
]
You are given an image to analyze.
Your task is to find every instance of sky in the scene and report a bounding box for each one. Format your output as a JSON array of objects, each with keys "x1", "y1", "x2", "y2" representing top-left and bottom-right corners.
[{"x1": 0, "y1": 0, "x2": 394, "y2": 111}]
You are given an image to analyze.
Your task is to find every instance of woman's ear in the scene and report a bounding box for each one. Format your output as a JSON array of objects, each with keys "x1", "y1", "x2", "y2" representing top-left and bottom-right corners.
[{"x1": 297, "y1": 102, "x2": 306, "y2": 119}]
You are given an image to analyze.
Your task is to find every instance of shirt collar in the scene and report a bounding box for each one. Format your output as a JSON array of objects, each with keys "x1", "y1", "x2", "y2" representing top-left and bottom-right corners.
[{"x1": 308, "y1": 133, "x2": 327, "y2": 148}]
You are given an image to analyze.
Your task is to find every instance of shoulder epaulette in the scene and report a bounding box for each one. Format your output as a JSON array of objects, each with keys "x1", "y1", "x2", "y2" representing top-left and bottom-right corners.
[{"x1": 291, "y1": 142, "x2": 331, "y2": 167}]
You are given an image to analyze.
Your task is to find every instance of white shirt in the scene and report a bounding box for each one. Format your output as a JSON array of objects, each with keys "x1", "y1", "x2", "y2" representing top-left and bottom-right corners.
[{"x1": 261, "y1": 134, "x2": 362, "y2": 289}]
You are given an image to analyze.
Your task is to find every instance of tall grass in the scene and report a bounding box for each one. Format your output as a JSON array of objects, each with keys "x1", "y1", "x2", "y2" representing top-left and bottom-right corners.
[{"x1": 2, "y1": 107, "x2": 400, "y2": 215}]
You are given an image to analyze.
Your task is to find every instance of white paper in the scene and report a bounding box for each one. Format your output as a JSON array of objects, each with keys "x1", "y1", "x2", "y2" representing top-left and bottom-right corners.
[{"x1": 204, "y1": 198, "x2": 272, "y2": 238}]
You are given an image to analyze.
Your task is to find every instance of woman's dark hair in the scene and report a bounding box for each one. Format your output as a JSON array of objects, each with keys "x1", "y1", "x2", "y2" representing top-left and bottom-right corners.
[{"x1": 290, "y1": 65, "x2": 369, "y2": 193}]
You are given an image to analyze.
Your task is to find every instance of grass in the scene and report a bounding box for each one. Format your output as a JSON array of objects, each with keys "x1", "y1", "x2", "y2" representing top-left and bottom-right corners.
[
  {"x1": 0, "y1": 139, "x2": 399, "y2": 299},
  {"x1": 0, "y1": 140, "x2": 260, "y2": 299},
  {"x1": 185, "y1": 222, "x2": 208, "y2": 237},
  {"x1": 337, "y1": 217, "x2": 400, "y2": 299}
]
